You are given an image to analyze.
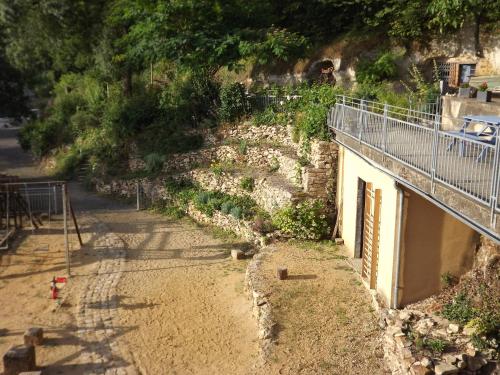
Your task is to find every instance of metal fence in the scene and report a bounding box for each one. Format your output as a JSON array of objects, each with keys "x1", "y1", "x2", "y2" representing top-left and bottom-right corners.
[
  {"x1": 247, "y1": 95, "x2": 301, "y2": 112},
  {"x1": 329, "y1": 96, "x2": 500, "y2": 225}
]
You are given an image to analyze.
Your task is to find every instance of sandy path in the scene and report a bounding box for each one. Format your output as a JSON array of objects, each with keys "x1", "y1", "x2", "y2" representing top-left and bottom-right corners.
[
  {"x1": 1, "y1": 127, "x2": 260, "y2": 374},
  {"x1": 95, "y1": 210, "x2": 260, "y2": 375}
]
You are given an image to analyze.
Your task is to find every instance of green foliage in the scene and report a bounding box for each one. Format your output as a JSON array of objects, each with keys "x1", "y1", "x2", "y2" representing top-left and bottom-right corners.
[
  {"x1": 292, "y1": 84, "x2": 344, "y2": 141},
  {"x1": 252, "y1": 107, "x2": 285, "y2": 127},
  {"x1": 272, "y1": 200, "x2": 329, "y2": 240},
  {"x1": 240, "y1": 177, "x2": 254, "y2": 192},
  {"x1": 238, "y1": 140, "x2": 248, "y2": 155},
  {"x1": 424, "y1": 338, "x2": 447, "y2": 354},
  {"x1": 230, "y1": 206, "x2": 243, "y2": 220},
  {"x1": 219, "y1": 83, "x2": 248, "y2": 123},
  {"x1": 440, "y1": 272, "x2": 456, "y2": 288},
  {"x1": 441, "y1": 292, "x2": 476, "y2": 325},
  {"x1": 269, "y1": 157, "x2": 280, "y2": 173},
  {"x1": 144, "y1": 153, "x2": 165, "y2": 174},
  {"x1": 356, "y1": 51, "x2": 400, "y2": 84},
  {"x1": 221, "y1": 201, "x2": 234, "y2": 214},
  {"x1": 193, "y1": 189, "x2": 258, "y2": 219}
]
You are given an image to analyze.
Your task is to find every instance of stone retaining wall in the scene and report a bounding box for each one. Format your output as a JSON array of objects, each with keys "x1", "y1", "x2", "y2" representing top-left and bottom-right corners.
[{"x1": 245, "y1": 249, "x2": 277, "y2": 359}]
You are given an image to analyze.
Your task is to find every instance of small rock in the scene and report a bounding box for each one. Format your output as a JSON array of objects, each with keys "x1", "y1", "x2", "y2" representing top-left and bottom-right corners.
[
  {"x1": 421, "y1": 357, "x2": 432, "y2": 368},
  {"x1": 466, "y1": 355, "x2": 488, "y2": 371},
  {"x1": 231, "y1": 250, "x2": 244, "y2": 260},
  {"x1": 463, "y1": 326, "x2": 476, "y2": 336},
  {"x1": 399, "y1": 310, "x2": 412, "y2": 321},
  {"x1": 447, "y1": 324, "x2": 460, "y2": 334},
  {"x1": 334, "y1": 237, "x2": 344, "y2": 245},
  {"x1": 409, "y1": 364, "x2": 430, "y2": 375},
  {"x1": 434, "y1": 362, "x2": 459, "y2": 375}
]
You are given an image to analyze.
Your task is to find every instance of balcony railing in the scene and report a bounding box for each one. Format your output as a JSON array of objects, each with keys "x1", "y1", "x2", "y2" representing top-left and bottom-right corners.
[{"x1": 328, "y1": 96, "x2": 500, "y2": 228}]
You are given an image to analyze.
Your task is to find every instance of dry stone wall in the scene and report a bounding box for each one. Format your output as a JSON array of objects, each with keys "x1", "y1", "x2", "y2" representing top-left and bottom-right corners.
[{"x1": 382, "y1": 308, "x2": 498, "y2": 375}]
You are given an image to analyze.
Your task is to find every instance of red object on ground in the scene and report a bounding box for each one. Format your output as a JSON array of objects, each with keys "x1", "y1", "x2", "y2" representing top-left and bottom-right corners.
[
  {"x1": 51, "y1": 287, "x2": 58, "y2": 300},
  {"x1": 55, "y1": 277, "x2": 67, "y2": 283}
]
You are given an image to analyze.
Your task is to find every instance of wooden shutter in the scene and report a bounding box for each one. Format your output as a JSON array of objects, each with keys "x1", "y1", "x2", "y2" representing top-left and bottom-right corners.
[
  {"x1": 449, "y1": 63, "x2": 460, "y2": 87},
  {"x1": 362, "y1": 183, "x2": 382, "y2": 289}
]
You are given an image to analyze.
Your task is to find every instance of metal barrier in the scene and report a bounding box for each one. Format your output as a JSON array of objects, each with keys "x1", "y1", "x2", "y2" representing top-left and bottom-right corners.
[
  {"x1": 329, "y1": 96, "x2": 500, "y2": 226},
  {"x1": 247, "y1": 95, "x2": 301, "y2": 112}
]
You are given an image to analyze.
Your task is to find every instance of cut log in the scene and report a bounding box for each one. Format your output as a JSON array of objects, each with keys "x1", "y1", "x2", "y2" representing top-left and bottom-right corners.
[
  {"x1": 277, "y1": 267, "x2": 288, "y2": 280},
  {"x1": 231, "y1": 250, "x2": 245, "y2": 260},
  {"x1": 3, "y1": 345, "x2": 36, "y2": 375}
]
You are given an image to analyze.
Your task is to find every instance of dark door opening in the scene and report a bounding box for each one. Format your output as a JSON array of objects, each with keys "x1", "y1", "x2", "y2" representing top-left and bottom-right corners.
[{"x1": 354, "y1": 178, "x2": 366, "y2": 258}]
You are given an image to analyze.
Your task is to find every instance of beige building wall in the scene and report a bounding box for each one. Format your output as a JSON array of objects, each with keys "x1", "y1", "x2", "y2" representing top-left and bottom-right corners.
[
  {"x1": 338, "y1": 147, "x2": 400, "y2": 305},
  {"x1": 398, "y1": 188, "x2": 479, "y2": 306}
]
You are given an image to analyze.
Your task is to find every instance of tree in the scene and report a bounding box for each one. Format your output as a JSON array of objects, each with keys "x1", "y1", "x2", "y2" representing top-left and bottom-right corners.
[{"x1": 428, "y1": 0, "x2": 500, "y2": 56}]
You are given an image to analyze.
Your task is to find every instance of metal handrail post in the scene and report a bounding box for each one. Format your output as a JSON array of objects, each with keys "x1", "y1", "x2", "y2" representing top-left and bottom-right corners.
[
  {"x1": 341, "y1": 96, "x2": 346, "y2": 131},
  {"x1": 489, "y1": 133, "x2": 500, "y2": 227},
  {"x1": 382, "y1": 104, "x2": 388, "y2": 155},
  {"x1": 430, "y1": 114, "x2": 441, "y2": 194},
  {"x1": 62, "y1": 184, "x2": 70, "y2": 276},
  {"x1": 359, "y1": 99, "x2": 365, "y2": 142}
]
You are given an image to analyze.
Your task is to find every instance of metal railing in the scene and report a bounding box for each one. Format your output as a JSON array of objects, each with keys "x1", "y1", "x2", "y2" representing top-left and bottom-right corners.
[
  {"x1": 329, "y1": 96, "x2": 500, "y2": 227},
  {"x1": 247, "y1": 94, "x2": 301, "y2": 112}
]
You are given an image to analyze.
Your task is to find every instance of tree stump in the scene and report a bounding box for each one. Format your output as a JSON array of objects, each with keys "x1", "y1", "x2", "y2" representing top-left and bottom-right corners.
[
  {"x1": 276, "y1": 267, "x2": 288, "y2": 280},
  {"x1": 231, "y1": 250, "x2": 244, "y2": 260},
  {"x1": 3, "y1": 345, "x2": 36, "y2": 375},
  {"x1": 24, "y1": 327, "x2": 44, "y2": 346}
]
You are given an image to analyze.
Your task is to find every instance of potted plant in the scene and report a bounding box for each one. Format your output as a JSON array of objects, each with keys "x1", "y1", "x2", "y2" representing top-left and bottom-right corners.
[
  {"x1": 476, "y1": 82, "x2": 492, "y2": 102},
  {"x1": 458, "y1": 83, "x2": 471, "y2": 98}
]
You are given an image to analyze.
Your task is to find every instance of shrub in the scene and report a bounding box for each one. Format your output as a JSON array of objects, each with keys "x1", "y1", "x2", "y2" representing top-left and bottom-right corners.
[
  {"x1": 252, "y1": 107, "x2": 284, "y2": 127},
  {"x1": 478, "y1": 82, "x2": 488, "y2": 92},
  {"x1": 424, "y1": 338, "x2": 447, "y2": 355},
  {"x1": 441, "y1": 292, "x2": 476, "y2": 325},
  {"x1": 272, "y1": 200, "x2": 329, "y2": 240},
  {"x1": 440, "y1": 272, "x2": 456, "y2": 288},
  {"x1": 219, "y1": 82, "x2": 248, "y2": 123},
  {"x1": 221, "y1": 201, "x2": 234, "y2": 214},
  {"x1": 238, "y1": 139, "x2": 248, "y2": 155},
  {"x1": 230, "y1": 206, "x2": 243, "y2": 219},
  {"x1": 356, "y1": 51, "x2": 400, "y2": 84},
  {"x1": 144, "y1": 152, "x2": 165, "y2": 174},
  {"x1": 196, "y1": 191, "x2": 211, "y2": 206},
  {"x1": 269, "y1": 157, "x2": 280, "y2": 172},
  {"x1": 240, "y1": 176, "x2": 254, "y2": 192}
]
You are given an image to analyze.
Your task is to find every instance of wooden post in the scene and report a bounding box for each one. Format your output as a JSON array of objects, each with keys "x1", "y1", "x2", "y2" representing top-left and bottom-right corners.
[{"x1": 62, "y1": 184, "x2": 70, "y2": 276}]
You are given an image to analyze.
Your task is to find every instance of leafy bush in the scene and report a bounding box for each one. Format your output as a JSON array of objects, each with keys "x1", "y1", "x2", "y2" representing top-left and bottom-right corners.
[
  {"x1": 252, "y1": 107, "x2": 286, "y2": 127},
  {"x1": 219, "y1": 83, "x2": 248, "y2": 123},
  {"x1": 230, "y1": 206, "x2": 243, "y2": 219},
  {"x1": 424, "y1": 338, "x2": 447, "y2": 355},
  {"x1": 441, "y1": 292, "x2": 476, "y2": 325},
  {"x1": 240, "y1": 176, "x2": 254, "y2": 192},
  {"x1": 221, "y1": 201, "x2": 234, "y2": 214},
  {"x1": 356, "y1": 51, "x2": 400, "y2": 84},
  {"x1": 272, "y1": 200, "x2": 329, "y2": 240}
]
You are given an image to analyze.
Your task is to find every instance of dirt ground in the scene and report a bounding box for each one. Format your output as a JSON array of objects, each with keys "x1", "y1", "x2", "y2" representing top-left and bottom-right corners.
[
  {"x1": 257, "y1": 241, "x2": 387, "y2": 375},
  {"x1": 1, "y1": 127, "x2": 385, "y2": 374}
]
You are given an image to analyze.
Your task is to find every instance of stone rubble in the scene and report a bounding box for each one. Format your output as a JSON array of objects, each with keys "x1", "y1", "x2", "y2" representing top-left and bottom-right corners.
[{"x1": 382, "y1": 308, "x2": 499, "y2": 375}]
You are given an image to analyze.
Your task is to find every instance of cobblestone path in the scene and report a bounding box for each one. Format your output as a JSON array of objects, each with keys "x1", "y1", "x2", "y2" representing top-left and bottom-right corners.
[{"x1": 75, "y1": 217, "x2": 138, "y2": 375}]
